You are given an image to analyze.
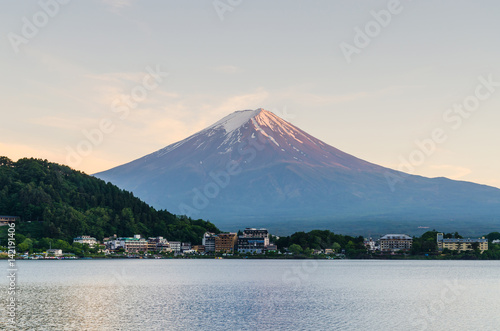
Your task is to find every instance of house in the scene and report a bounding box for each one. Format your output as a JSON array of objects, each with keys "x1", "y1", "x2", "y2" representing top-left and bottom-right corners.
[
  {"x1": 437, "y1": 233, "x2": 488, "y2": 253},
  {"x1": 0, "y1": 216, "x2": 19, "y2": 226},
  {"x1": 364, "y1": 238, "x2": 377, "y2": 252},
  {"x1": 492, "y1": 240, "x2": 500, "y2": 244},
  {"x1": 193, "y1": 245, "x2": 205, "y2": 253},
  {"x1": 46, "y1": 249, "x2": 63, "y2": 257},
  {"x1": 380, "y1": 234, "x2": 413, "y2": 252},
  {"x1": 181, "y1": 242, "x2": 192, "y2": 252},
  {"x1": 73, "y1": 236, "x2": 97, "y2": 246}
]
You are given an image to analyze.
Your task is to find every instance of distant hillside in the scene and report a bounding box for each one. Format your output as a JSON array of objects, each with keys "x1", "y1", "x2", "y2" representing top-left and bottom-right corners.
[{"x1": 0, "y1": 157, "x2": 219, "y2": 243}]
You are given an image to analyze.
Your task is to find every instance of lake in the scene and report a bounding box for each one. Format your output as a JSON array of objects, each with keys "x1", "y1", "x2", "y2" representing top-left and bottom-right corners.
[{"x1": 1, "y1": 260, "x2": 499, "y2": 330}]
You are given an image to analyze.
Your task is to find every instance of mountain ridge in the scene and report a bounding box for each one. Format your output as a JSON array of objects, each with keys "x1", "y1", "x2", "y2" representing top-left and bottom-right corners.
[{"x1": 94, "y1": 109, "x2": 500, "y2": 235}]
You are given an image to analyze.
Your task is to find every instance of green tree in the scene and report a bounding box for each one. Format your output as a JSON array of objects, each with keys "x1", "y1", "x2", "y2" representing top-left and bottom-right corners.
[{"x1": 289, "y1": 244, "x2": 303, "y2": 255}]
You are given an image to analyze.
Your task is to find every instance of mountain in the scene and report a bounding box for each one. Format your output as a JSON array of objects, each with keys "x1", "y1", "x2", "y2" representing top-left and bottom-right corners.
[
  {"x1": 94, "y1": 109, "x2": 500, "y2": 235},
  {"x1": 0, "y1": 157, "x2": 219, "y2": 242}
]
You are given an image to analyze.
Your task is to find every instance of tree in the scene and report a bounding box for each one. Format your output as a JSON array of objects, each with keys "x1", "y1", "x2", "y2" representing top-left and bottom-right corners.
[{"x1": 289, "y1": 244, "x2": 303, "y2": 255}]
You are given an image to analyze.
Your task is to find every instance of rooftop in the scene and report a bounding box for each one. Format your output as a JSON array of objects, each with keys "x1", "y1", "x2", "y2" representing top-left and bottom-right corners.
[{"x1": 380, "y1": 234, "x2": 413, "y2": 240}]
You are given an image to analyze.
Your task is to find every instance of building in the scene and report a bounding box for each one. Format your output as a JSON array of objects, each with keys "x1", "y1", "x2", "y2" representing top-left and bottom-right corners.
[
  {"x1": 380, "y1": 234, "x2": 413, "y2": 252},
  {"x1": 238, "y1": 237, "x2": 267, "y2": 254},
  {"x1": 193, "y1": 245, "x2": 205, "y2": 253},
  {"x1": 46, "y1": 249, "x2": 63, "y2": 257},
  {"x1": 202, "y1": 233, "x2": 216, "y2": 253},
  {"x1": 108, "y1": 235, "x2": 149, "y2": 253},
  {"x1": 437, "y1": 233, "x2": 488, "y2": 253},
  {"x1": 237, "y1": 228, "x2": 276, "y2": 254},
  {"x1": 364, "y1": 238, "x2": 377, "y2": 252},
  {"x1": 215, "y1": 233, "x2": 238, "y2": 253},
  {"x1": 169, "y1": 241, "x2": 182, "y2": 253},
  {"x1": 242, "y1": 228, "x2": 270, "y2": 246},
  {"x1": 73, "y1": 236, "x2": 97, "y2": 246},
  {"x1": 0, "y1": 216, "x2": 19, "y2": 226},
  {"x1": 147, "y1": 237, "x2": 170, "y2": 253},
  {"x1": 492, "y1": 240, "x2": 500, "y2": 244},
  {"x1": 181, "y1": 242, "x2": 192, "y2": 252}
]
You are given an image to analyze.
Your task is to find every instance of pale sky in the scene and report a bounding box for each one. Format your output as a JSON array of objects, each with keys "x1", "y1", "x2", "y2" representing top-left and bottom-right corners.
[{"x1": 1, "y1": 0, "x2": 500, "y2": 188}]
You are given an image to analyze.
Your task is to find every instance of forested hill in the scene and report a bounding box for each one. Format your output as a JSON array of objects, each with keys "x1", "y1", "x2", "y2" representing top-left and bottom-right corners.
[{"x1": 0, "y1": 157, "x2": 219, "y2": 243}]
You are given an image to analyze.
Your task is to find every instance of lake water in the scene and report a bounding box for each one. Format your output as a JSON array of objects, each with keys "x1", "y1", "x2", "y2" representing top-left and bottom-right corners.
[{"x1": 1, "y1": 259, "x2": 499, "y2": 330}]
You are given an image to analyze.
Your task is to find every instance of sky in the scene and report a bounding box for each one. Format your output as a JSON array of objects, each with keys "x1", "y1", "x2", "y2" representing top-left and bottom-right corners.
[{"x1": 1, "y1": 0, "x2": 500, "y2": 188}]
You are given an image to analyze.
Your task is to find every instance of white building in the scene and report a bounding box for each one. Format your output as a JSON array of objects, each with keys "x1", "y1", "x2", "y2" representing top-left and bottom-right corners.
[
  {"x1": 46, "y1": 249, "x2": 63, "y2": 257},
  {"x1": 73, "y1": 236, "x2": 97, "y2": 246},
  {"x1": 202, "y1": 233, "x2": 216, "y2": 253}
]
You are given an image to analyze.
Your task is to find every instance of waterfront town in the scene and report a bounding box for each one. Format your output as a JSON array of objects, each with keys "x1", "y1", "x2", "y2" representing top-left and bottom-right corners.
[{"x1": 1, "y1": 215, "x2": 497, "y2": 259}]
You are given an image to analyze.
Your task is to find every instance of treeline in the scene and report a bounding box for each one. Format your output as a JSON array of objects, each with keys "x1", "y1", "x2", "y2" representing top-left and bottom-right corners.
[
  {"x1": 275, "y1": 230, "x2": 366, "y2": 257},
  {"x1": 275, "y1": 229, "x2": 500, "y2": 259},
  {"x1": 0, "y1": 157, "x2": 219, "y2": 244}
]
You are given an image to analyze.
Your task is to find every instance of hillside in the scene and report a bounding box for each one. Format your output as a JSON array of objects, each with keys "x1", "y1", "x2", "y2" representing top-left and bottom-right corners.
[{"x1": 0, "y1": 157, "x2": 219, "y2": 243}]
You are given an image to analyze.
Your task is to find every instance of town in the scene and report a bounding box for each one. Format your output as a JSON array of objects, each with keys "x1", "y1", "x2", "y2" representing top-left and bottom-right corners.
[{"x1": 2, "y1": 215, "x2": 499, "y2": 260}]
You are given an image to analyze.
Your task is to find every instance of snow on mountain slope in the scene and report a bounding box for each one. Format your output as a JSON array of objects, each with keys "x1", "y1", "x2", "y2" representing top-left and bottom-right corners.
[{"x1": 94, "y1": 108, "x2": 500, "y2": 234}]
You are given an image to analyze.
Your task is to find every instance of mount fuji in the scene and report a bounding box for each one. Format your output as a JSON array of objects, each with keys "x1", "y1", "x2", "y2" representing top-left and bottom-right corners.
[{"x1": 94, "y1": 109, "x2": 500, "y2": 235}]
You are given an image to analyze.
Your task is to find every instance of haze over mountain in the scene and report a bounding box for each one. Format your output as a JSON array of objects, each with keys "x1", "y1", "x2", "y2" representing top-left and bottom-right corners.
[{"x1": 94, "y1": 109, "x2": 500, "y2": 235}]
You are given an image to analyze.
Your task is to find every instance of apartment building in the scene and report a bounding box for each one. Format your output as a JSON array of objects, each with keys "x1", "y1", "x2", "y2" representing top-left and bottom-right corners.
[
  {"x1": 215, "y1": 233, "x2": 237, "y2": 253},
  {"x1": 379, "y1": 234, "x2": 413, "y2": 252},
  {"x1": 437, "y1": 233, "x2": 488, "y2": 253}
]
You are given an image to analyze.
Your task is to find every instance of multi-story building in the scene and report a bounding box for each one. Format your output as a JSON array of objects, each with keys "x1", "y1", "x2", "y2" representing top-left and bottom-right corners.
[
  {"x1": 0, "y1": 216, "x2": 19, "y2": 226},
  {"x1": 215, "y1": 233, "x2": 237, "y2": 253},
  {"x1": 242, "y1": 228, "x2": 270, "y2": 245},
  {"x1": 437, "y1": 233, "x2": 488, "y2": 253},
  {"x1": 380, "y1": 234, "x2": 413, "y2": 252},
  {"x1": 147, "y1": 237, "x2": 171, "y2": 252},
  {"x1": 73, "y1": 236, "x2": 97, "y2": 246},
  {"x1": 237, "y1": 228, "x2": 275, "y2": 254},
  {"x1": 238, "y1": 237, "x2": 267, "y2": 254},
  {"x1": 109, "y1": 235, "x2": 149, "y2": 253},
  {"x1": 169, "y1": 241, "x2": 182, "y2": 253},
  {"x1": 181, "y1": 242, "x2": 192, "y2": 252},
  {"x1": 202, "y1": 233, "x2": 216, "y2": 253}
]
